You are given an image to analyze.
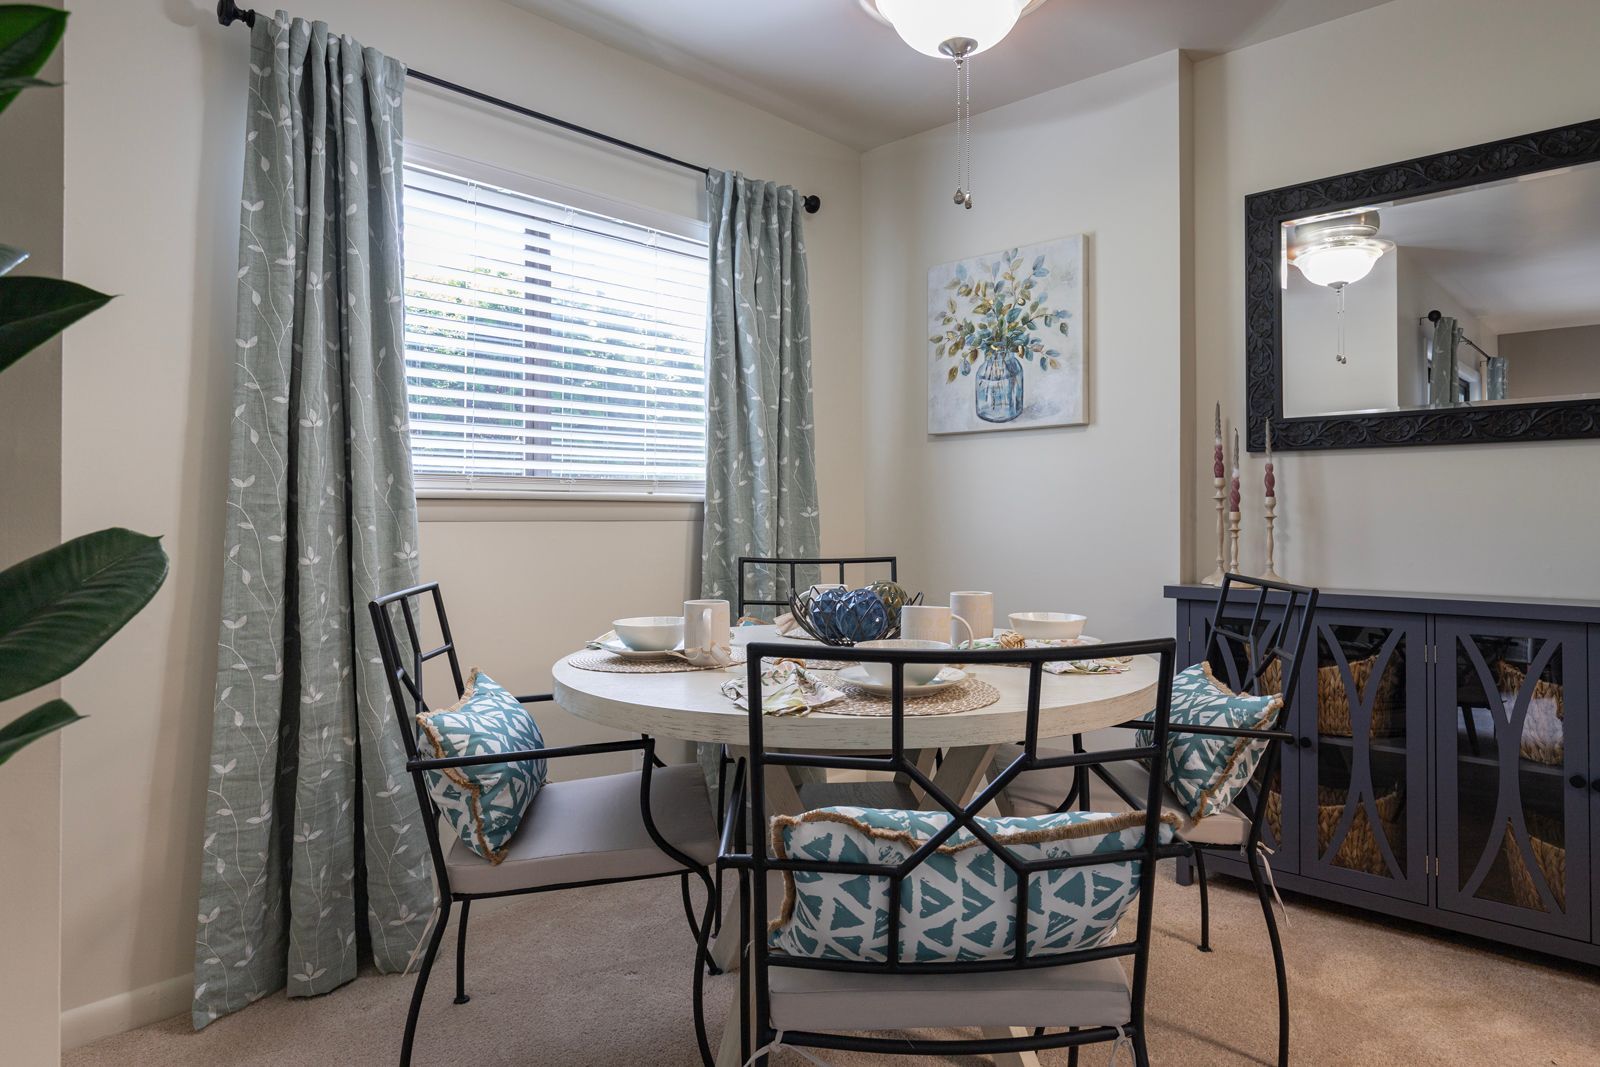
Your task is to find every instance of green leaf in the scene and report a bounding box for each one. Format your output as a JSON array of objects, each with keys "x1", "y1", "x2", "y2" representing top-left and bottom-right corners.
[
  {"x1": 0, "y1": 74, "x2": 54, "y2": 91},
  {"x1": 0, "y1": 276, "x2": 113, "y2": 376},
  {"x1": 0, "y1": 699, "x2": 81, "y2": 767},
  {"x1": 0, "y1": 528, "x2": 169, "y2": 702},
  {"x1": 0, "y1": 5, "x2": 67, "y2": 116}
]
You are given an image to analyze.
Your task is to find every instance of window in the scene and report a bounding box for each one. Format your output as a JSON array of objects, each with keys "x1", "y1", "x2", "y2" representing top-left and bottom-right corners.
[{"x1": 401, "y1": 159, "x2": 709, "y2": 496}]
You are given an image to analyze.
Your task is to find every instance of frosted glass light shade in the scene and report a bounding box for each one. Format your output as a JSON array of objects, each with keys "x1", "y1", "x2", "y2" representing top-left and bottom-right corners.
[
  {"x1": 875, "y1": 0, "x2": 1029, "y2": 57},
  {"x1": 1293, "y1": 238, "x2": 1393, "y2": 289}
]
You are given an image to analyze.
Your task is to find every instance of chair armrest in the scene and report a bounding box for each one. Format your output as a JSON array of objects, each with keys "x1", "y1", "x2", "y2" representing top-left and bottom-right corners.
[
  {"x1": 517, "y1": 693, "x2": 556, "y2": 704},
  {"x1": 1168, "y1": 724, "x2": 1294, "y2": 743},
  {"x1": 407, "y1": 737, "x2": 647, "y2": 773},
  {"x1": 1110, "y1": 718, "x2": 1293, "y2": 743}
]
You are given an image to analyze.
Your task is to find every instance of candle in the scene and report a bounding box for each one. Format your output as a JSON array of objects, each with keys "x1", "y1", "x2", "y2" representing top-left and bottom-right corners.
[
  {"x1": 1230, "y1": 427, "x2": 1241, "y2": 512},
  {"x1": 1212, "y1": 402, "x2": 1224, "y2": 480},
  {"x1": 1264, "y1": 419, "x2": 1276, "y2": 499}
]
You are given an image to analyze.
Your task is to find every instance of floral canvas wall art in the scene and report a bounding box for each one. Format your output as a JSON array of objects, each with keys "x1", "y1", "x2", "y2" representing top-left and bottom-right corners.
[{"x1": 927, "y1": 234, "x2": 1086, "y2": 434}]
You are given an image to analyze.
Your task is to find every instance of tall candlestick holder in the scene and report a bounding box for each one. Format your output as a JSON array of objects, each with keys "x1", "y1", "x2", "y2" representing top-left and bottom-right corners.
[
  {"x1": 1228, "y1": 509, "x2": 1242, "y2": 573},
  {"x1": 1262, "y1": 495, "x2": 1283, "y2": 582},
  {"x1": 1261, "y1": 418, "x2": 1284, "y2": 581}
]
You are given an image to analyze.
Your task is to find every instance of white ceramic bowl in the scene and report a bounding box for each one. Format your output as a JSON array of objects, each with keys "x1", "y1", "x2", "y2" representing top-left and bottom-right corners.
[
  {"x1": 1008, "y1": 612, "x2": 1088, "y2": 641},
  {"x1": 612, "y1": 616, "x2": 685, "y2": 652},
  {"x1": 855, "y1": 638, "x2": 951, "y2": 687}
]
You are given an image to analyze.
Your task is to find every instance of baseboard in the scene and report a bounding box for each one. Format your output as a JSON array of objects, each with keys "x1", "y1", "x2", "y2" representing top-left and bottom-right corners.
[{"x1": 61, "y1": 973, "x2": 192, "y2": 1051}]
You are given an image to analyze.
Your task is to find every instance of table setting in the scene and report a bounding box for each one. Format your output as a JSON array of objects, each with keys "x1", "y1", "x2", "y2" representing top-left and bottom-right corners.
[{"x1": 564, "y1": 582, "x2": 1141, "y2": 722}]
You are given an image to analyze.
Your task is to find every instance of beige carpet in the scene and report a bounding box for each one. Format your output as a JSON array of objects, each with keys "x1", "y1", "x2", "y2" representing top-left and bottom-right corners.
[{"x1": 67, "y1": 871, "x2": 1599, "y2": 1066}]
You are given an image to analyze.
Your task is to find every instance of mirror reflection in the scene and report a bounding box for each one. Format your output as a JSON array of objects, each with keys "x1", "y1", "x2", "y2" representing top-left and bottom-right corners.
[{"x1": 1280, "y1": 161, "x2": 1600, "y2": 418}]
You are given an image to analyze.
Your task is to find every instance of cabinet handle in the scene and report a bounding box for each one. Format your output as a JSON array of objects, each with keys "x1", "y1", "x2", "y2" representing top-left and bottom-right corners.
[
  {"x1": 1297, "y1": 736, "x2": 1313, "y2": 749},
  {"x1": 1570, "y1": 774, "x2": 1589, "y2": 790}
]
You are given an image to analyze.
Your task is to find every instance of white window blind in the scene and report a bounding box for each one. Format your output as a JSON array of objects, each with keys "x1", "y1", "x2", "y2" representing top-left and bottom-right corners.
[{"x1": 401, "y1": 162, "x2": 709, "y2": 495}]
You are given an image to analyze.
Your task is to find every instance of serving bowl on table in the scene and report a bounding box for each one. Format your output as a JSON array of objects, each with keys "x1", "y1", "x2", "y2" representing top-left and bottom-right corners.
[
  {"x1": 611, "y1": 616, "x2": 685, "y2": 652},
  {"x1": 854, "y1": 638, "x2": 952, "y2": 687},
  {"x1": 1008, "y1": 612, "x2": 1088, "y2": 641}
]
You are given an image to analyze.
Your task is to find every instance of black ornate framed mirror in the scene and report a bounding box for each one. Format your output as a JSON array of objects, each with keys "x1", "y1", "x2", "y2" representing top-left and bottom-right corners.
[{"x1": 1245, "y1": 116, "x2": 1600, "y2": 451}]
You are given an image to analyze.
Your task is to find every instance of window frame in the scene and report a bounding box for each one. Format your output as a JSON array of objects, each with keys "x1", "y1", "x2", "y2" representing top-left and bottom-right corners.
[{"x1": 402, "y1": 144, "x2": 711, "y2": 503}]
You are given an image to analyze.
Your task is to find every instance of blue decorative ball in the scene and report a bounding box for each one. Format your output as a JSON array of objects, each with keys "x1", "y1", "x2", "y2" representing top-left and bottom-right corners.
[{"x1": 809, "y1": 587, "x2": 889, "y2": 644}]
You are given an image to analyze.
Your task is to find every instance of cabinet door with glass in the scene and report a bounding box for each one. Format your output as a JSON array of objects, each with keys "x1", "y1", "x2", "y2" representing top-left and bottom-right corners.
[
  {"x1": 1296, "y1": 611, "x2": 1429, "y2": 902},
  {"x1": 1193, "y1": 600, "x2": 1301, "y2": 874},
  {"x1": 1435, "y1": 618, "x2": 1590, "y2": 940}
]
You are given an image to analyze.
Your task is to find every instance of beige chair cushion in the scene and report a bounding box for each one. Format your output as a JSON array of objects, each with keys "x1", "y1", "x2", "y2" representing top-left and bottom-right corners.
[
  {"x1": 1001, "y1": 745, "x2": 1249, "y2": 847},
  {"x1": 769, "y1": 956, "x2": 1130, "y2": 1032},
  {"x1": 445, "y1": 763, "x2": 716, "y2": 895}
]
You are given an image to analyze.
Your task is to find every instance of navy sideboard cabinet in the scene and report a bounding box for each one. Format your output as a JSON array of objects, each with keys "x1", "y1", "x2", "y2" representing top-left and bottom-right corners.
[{"x1": 1166, "y1": 584, "x2": 1600, "y2": 966}]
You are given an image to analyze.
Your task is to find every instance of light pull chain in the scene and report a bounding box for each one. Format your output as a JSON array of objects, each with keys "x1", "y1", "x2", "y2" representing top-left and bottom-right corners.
[
  {"x1": 951, "y1": 54, "x2": 973, "y2": 210},
  {"x1": 1335, "y1": 285, "x2": 1348, "y2": 364}
]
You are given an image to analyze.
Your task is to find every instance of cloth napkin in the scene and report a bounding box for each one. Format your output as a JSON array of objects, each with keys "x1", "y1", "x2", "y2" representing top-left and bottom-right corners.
[
  {"x1": 720, "y1": 660, "x2": 844, "y2": 716},
  {"x1": 772, "y1": 612, "x2": 803, "y2": 637},
  {"x1": 963, "y1": 632, "x2": 1134, "y2": 675}
]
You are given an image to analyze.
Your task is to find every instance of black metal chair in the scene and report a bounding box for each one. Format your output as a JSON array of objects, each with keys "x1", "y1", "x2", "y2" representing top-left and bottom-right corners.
[
  {"x1": 707, "y1": 636, "x2": 1183, "y2": 1066},
  {"x1": 734, "y1": 554, "x2": 898, "y2": 621},
  {"x1": 1003, "y1": 573, "x2": 1318, "y2": 1067},
  {"x1": 369, "y1": 582, "x2": 720, "y2": 1067}
]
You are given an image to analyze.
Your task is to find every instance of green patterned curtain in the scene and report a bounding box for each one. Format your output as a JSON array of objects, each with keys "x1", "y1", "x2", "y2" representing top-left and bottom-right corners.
[
  {"x1": 192, "y1": 12, "x2": 432, "y2": 1028},
  {"x1": 700, "y1": 171, "x2": 820, "y2": 606}
]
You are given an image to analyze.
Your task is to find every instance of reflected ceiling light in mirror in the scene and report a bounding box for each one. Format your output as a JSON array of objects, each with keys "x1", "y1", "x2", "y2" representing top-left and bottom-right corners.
[
  {"x1": 1290, "y1": 211, "x2": 1394, "y2": 365},
  {"x1": 1290, "y1": 211, "x2": 1395, "y2": 289},
  {"x1": 862, "y1": 0, "x2": 1044, "y2": 209}
]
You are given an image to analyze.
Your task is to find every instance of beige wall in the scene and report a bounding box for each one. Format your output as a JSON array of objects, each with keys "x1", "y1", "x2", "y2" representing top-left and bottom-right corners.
[
  {"x1": 0, "y1": 3, "x2": 64, "y2": 1060},
  {"x1": 861, "y1": 53, "x2": 1191, "y2": 643},
  {"x1": 1499, "y1": 324, "x2": 1600, "y2": 400},
  {"x1": 1191, "y1": 0, "x2": 1600, "y2": 595},
  {"x1": 56, "y1": 0, "x2": 861, "y2": 1044}
]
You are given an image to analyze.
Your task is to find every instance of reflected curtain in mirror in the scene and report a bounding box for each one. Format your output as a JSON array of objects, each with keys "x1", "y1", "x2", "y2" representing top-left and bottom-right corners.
[
  {"x1": 1429, "y1": 314, "x2": 1459, "y2": 409},
  {"x1": 191, "y1": 13, "x2": 434, "y2": 1029},
  {"x1": 699, "y1": 171, "x2": 820, "y2": 603}
]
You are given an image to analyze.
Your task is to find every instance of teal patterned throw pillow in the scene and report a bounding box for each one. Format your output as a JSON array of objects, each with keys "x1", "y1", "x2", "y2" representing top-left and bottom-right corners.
[
  {"x1": 768, "y1": 807, "x2": 1177, "y2": 964},
  {"x1": 1139, "y1": 663, "x2": 1282, "y2": 820},
  {"x1": 416, "y1": 668, "x2": 547, "y2": 864}
]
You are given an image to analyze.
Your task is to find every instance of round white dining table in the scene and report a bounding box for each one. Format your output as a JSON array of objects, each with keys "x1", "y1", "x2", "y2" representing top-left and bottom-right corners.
[
  {"x1": 552, "y1": 625, "x2": 1161, "y2": 752},
  {"x1": 553, "y1": 626, "x2": 1161, "y2": 1067}
]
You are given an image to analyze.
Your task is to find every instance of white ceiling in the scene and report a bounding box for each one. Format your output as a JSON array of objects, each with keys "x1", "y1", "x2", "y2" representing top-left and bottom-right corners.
[
  {"x1": 1373, "y1": 163, "x2": 1600, "y2": 336},
  {"x1": 506, "y1": 0, "x2": 1396, "y2": 150}
]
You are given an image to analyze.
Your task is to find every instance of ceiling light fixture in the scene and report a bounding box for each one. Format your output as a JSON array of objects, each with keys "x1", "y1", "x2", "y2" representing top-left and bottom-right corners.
[
  {"x1": 1290, "y1": 211, "x2": 1394, "y2": 289},
  {"x1": 1290, "y1": 211, "x2": 1395, "y2": 364},
  {"x1": 863, "y1": 0, "x2": 1043, "y2": 209}
]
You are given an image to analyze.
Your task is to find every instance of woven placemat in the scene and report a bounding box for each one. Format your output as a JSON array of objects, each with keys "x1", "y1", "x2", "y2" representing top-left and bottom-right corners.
[
  {"x1": 568, "y1": 650, "x2": 727, "y2": 674},
  {"x1": 822, "y1": 678, "x2": 1000, "y2": 717}
]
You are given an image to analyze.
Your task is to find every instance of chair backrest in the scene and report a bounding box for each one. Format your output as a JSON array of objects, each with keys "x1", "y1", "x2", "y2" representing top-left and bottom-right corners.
[
  {"x1": 738, "y1": 637, "x2": 1181, "y2": 1049},
  {"x1": 1201, "y1": 573, "x2": 1319, "y2": 724},
  {"x1": 1198, "y1": 574, "x2": 1319, "y2": 846},
  {"x1": 735, "y1": 555, "x2": 898, "y2": 619},
  {"x1": 369, "y1": 582, "x2": 468, "y2": 885}
]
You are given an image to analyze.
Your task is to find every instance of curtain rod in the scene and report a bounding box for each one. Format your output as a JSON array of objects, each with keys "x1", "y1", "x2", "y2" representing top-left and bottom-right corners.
[{"x1": 215, "y1": 1, "x2": 822, "y2": 214}]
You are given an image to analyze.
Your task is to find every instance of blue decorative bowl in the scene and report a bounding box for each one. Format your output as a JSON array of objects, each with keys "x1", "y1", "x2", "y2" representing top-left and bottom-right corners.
[{"x1": 789, "y1": 586, "x2": 896, "y2": 645}]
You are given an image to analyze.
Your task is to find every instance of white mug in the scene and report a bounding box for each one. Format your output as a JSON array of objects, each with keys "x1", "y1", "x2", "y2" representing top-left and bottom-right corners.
[
  {"x1": 683, "y1": 599, "x2": 732, "y2": 664},
  {"x1": 901, "y1": 604, "x2": 974, "y2": 648},
  {"x1": 949, "y1": 591, "x2": 994, "y2": 646}
]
